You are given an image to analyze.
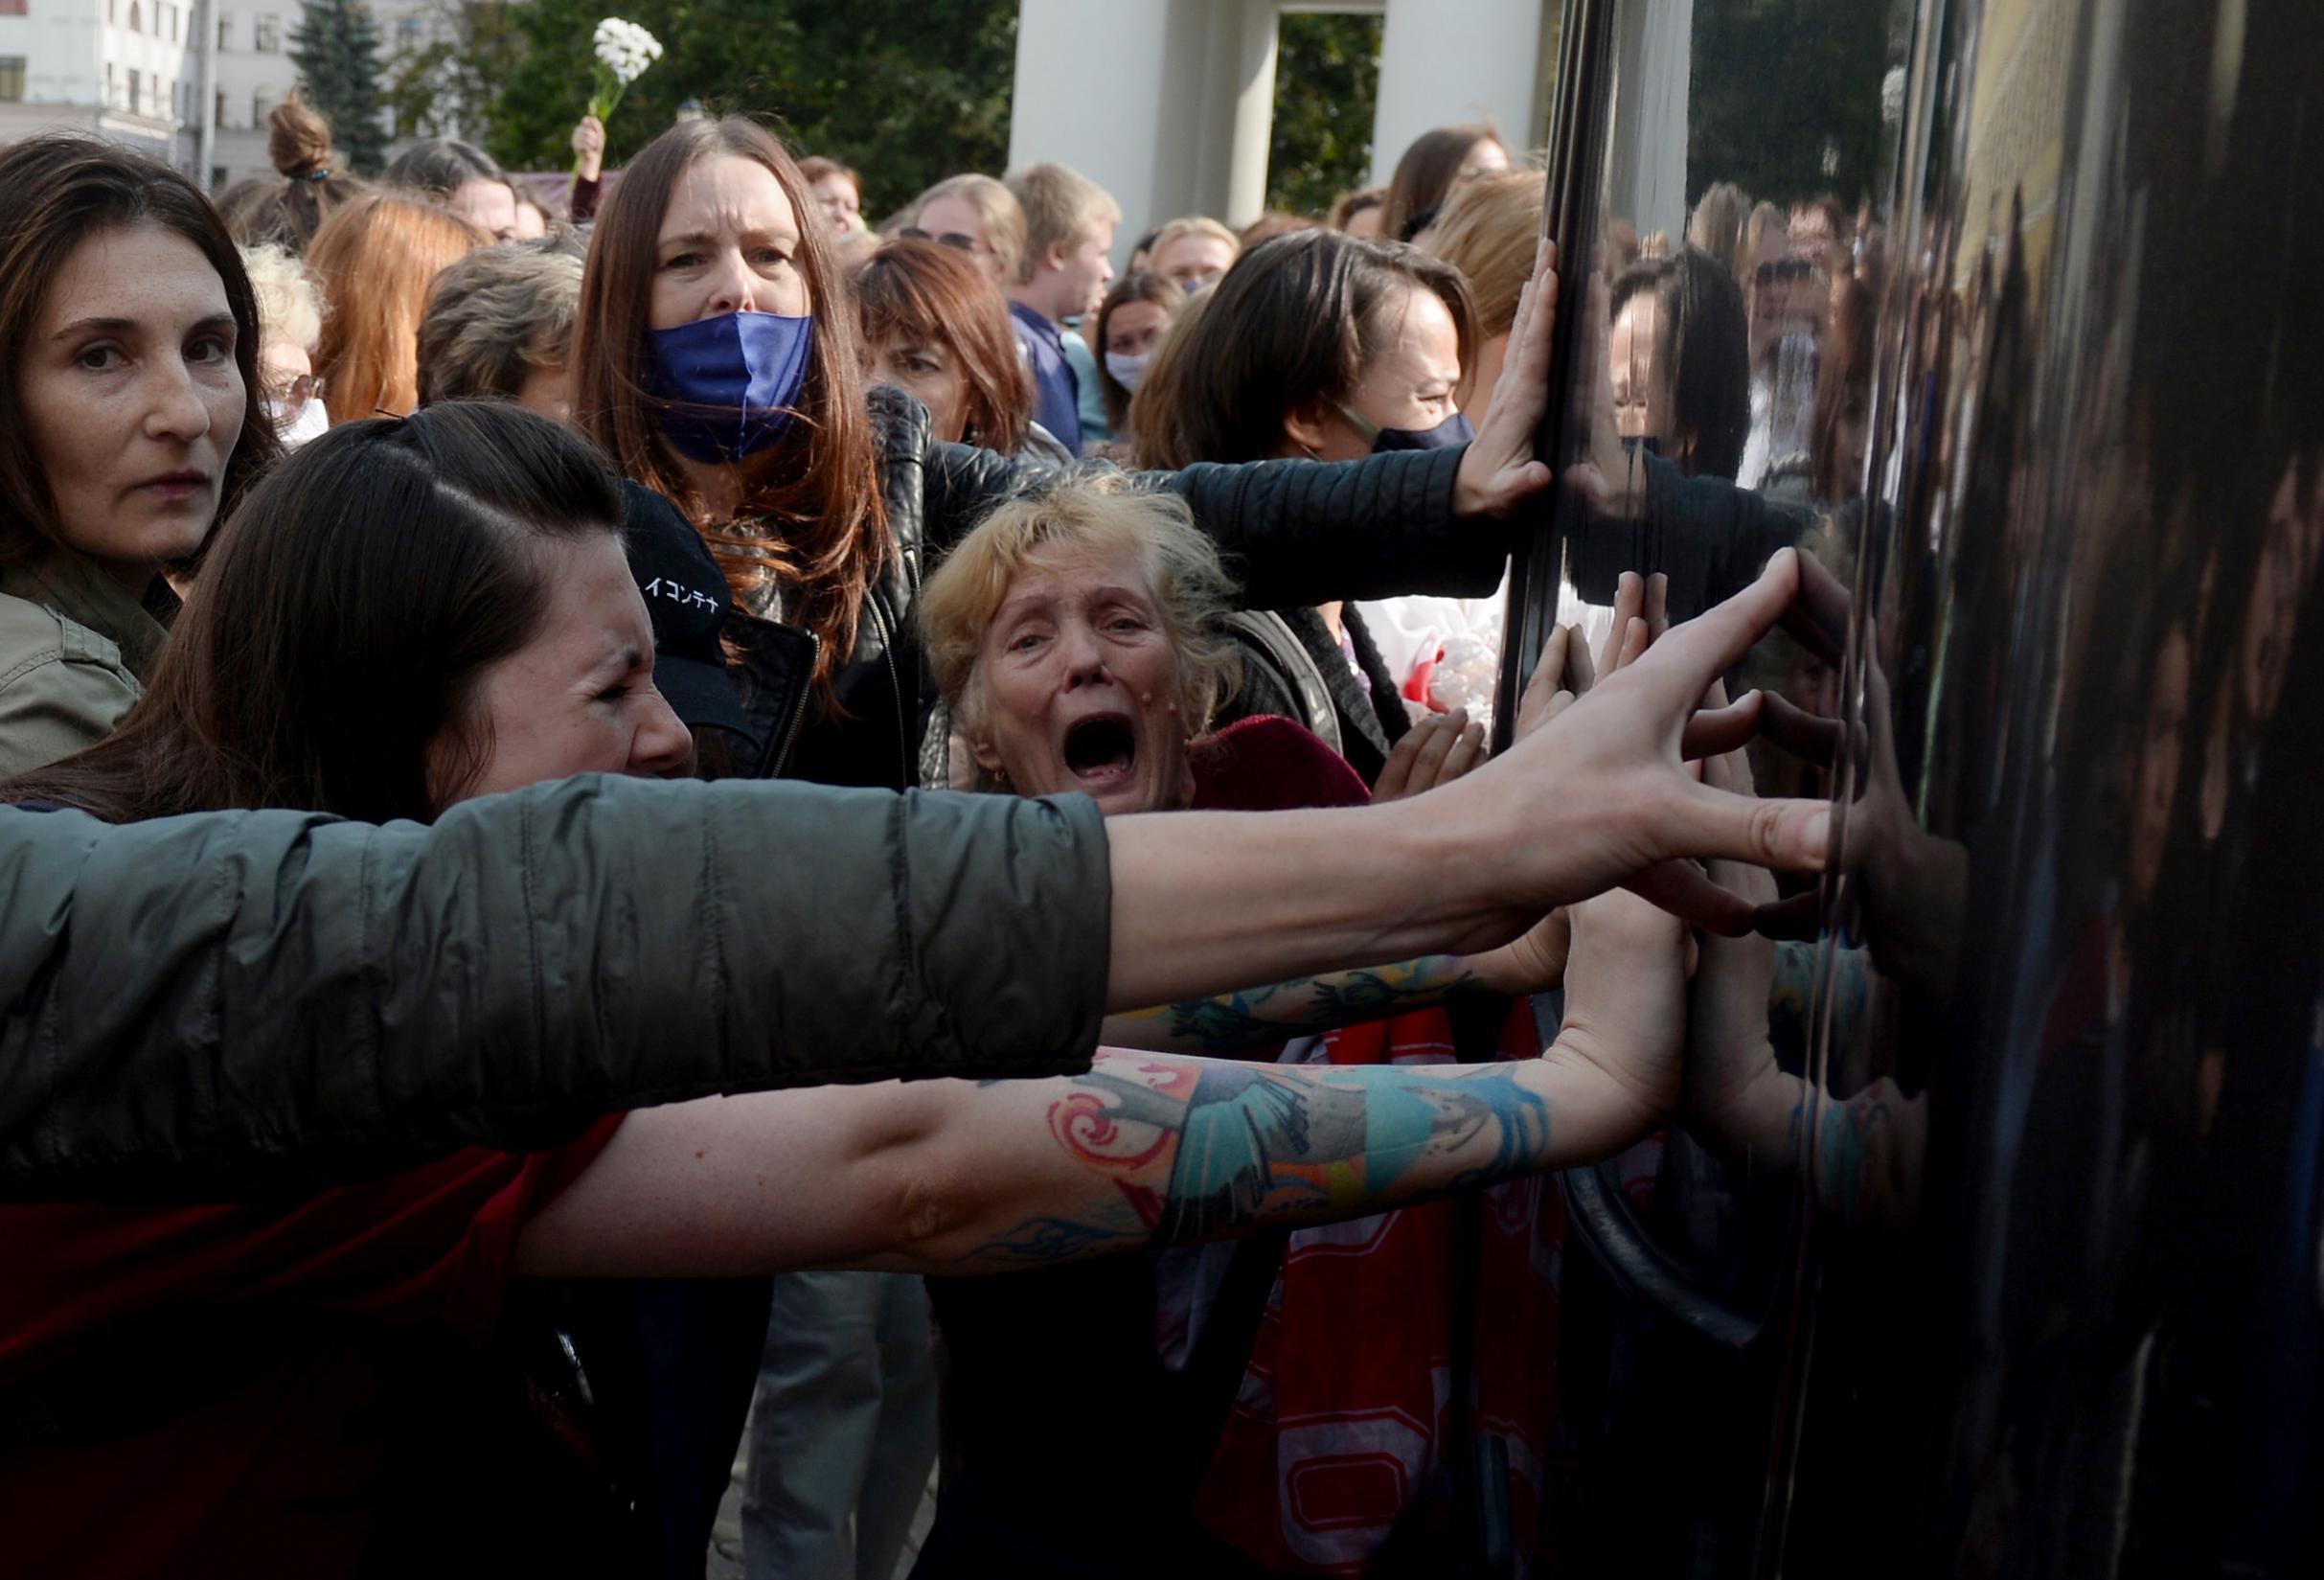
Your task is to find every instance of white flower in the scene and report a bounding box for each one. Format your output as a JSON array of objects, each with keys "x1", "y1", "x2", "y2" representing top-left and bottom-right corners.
[{"x1": 592, "y1": 17, "x2": 664, "y2": 85}]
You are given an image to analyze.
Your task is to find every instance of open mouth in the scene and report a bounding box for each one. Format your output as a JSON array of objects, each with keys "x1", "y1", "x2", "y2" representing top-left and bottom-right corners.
[{"x1": 1061, "y1": 714, "x2": 1138, "y2": 787}]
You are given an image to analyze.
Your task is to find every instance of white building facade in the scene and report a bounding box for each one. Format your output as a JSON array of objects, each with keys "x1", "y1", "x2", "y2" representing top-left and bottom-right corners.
[
  {"x1": 0, "y1": 0, "x2": 195, "y2": 164},
  {"x1": 1, "y1": 0, "x2": 444, "y2": 189}
]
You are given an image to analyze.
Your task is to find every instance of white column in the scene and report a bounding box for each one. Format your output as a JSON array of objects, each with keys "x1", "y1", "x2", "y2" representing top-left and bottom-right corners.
[
  {"x1": 192, "y1": 0, "x2": 216, "y2": 183},
  {"x1": 1011, "y1": 0, "x2": 1285, "y2": 249},
  {"x1": 1369, "y1": 0, "x2": 1556, "y2": 186},
  {"x1": 1009, "y1": 0, "x2": 1180, "y2": 259},
  {"x1": 1604, "y1": 0, "x2": 1692, "y2": 243},
  {"x1": 1222, "y1": 0, "x2": 1281, "y2": 224}
]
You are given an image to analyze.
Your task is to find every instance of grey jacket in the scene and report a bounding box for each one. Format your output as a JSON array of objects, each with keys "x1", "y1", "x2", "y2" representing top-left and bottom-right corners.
[
  {"x1": 0, "y1": 775, "x2": 1112, "y2": 1195},
  {"x1": 0, "y1": 548, "x2": 169, "y2": 779}
]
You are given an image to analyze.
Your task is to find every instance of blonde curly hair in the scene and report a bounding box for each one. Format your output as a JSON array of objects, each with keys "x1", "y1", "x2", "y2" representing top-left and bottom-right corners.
[{"x1": 920, "y1": 475, "x2": 1242, "y2": 783}]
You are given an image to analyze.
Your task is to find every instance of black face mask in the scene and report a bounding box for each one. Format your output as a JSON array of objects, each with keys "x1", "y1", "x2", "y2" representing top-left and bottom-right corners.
[{"x1": 1338, "y1": 403, "x2": 1476, "y2": 454}]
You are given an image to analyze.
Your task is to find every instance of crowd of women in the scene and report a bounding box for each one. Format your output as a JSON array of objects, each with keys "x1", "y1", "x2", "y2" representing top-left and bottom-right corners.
[{"x1": 0, "y1": 92, "x2": 1839, "y2": 1579}]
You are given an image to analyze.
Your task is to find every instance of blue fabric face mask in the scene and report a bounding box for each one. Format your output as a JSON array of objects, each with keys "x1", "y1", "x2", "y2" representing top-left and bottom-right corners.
[
  {"x1": 1335, "y1": 402, "x2": 1477, "y2": 454},
  {"x1": 648, "y1": 310, "x2": 814, "y2": 463}
]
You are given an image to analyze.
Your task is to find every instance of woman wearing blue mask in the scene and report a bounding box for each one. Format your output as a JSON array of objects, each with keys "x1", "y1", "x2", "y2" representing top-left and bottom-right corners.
[
  {"x1": 571, "y1": 117, "x2": 1557, "y2": 795},
  {"x1": 567, "y1": 121, "x2": 1561, "y2": 1579},
  {"x1": 1134, "y1": 228, "x2": 1483, "y2": 784}
]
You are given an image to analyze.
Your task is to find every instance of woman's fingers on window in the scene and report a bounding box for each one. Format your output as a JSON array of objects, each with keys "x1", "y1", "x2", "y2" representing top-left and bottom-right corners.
[
  {"x1": 1596, "y1": 570, "x2": 1646, "y2": 677},
  {"x1": 1678, "y1": 691, "x2": 1765, "y2": 761},
  {"x1": 1440, "y1": 720, "x2": 1488, "y2": 784},
  {"x1": 1629, "y1": 548, "x2": 1801, "y2": 710},
  {"x1": 1514, "y1": 626, "x2": 1576, "y2": 741},
  {"x1": 1624, "y1": 859, "x2": 1757, "y2": 937},
  {"x1": 1373, "y1": 712, "x2": 1443, "y2": 802}
]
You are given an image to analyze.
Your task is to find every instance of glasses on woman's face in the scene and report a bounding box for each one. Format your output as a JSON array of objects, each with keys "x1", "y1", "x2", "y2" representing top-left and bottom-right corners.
[
  {"x1": 900, "y1": 225, "x2": 987, "y2": 256},
  {"x1": 268, "y1": 372, "x2": 326, "y2": 422}
]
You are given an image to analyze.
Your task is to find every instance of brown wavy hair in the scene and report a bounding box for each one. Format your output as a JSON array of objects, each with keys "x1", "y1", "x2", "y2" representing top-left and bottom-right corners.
[
  {"x1": 854, "y1": 237, "x2": 1032, "y2": 454},
  {"x1": 0, "y1": 134, "x2": 281, "y2": 568},
  {"x1": 308, "y1": 192, "x2": 487, "y2": 423},
  {"x1": 572, "y1": 116, "x2": 890, "y2": 705}
]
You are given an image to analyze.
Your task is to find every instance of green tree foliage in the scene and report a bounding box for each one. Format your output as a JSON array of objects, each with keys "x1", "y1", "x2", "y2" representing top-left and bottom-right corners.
[
  {"x1": 385, "y1": 1, "x2": 528, "y2": 144},
  {"x1": 290, "y1": 0, "x2": 388, "y2": 174},
  {"x1": 484, "y1": 0, "x2": 1015, "y2": 216},
  {"x1": 1266, "y1": 12, "x2": 1381, "y2": 218},
  {"x1": 1687, "y1": 0, "x2": 1896, "y2": 209}
]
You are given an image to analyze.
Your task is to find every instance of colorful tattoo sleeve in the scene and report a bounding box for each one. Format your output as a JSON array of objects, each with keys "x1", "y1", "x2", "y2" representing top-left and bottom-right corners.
[{"x1": 964, "y1": 1052, "x2": 1552, "y2": 1267}]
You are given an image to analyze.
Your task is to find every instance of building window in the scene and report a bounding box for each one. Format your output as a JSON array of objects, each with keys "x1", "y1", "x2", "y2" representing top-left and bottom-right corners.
[
  {"x1": 218, "y1": 11, "x2": 232, "y2": 50},
  {"x1": 216, "y1": 87, "x2": 229, "y2": 128},
  {"x1": 0, "y1": 0, "x2": 27, "y2": 17},
  {"x1": 254, "y1": 12, "x2": 278, "y2": 51},
  {"x1": 396, "y1": 15, "x2": 422, "y2": 48},
  {"x1": 127, "y1": 1, "x2": 142, "y2": 32},
  {"x1": 128, "y1": 69, "x2": 141, "y2": 114},
  {"x1": 252, "y1": 89, "x2": 269, "y2": 126},
  {"x1": 0, "y1": 57, "x2": 25, "y2": 103}
]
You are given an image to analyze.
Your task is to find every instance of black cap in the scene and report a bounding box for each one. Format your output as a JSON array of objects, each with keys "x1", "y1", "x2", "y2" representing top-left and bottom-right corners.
[{"x1": 618, "y1": 481, "x2": 762, "y2": 754}]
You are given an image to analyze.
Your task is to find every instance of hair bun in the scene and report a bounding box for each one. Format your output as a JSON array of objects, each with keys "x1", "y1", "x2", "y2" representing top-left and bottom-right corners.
[{"x1": 268, "y1": 90, "x2": 335, "y2": 181}]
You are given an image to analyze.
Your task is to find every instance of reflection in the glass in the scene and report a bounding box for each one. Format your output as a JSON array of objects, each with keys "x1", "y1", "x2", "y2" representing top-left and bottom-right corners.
[{"x1": 1520, "y1": 0, "x2": 2324, "y2": 1572}]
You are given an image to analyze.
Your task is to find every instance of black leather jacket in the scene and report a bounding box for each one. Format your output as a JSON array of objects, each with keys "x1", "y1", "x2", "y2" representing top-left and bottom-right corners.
[{"x1": 723, "y1": 387, "x2": 1514, "y2": 791}]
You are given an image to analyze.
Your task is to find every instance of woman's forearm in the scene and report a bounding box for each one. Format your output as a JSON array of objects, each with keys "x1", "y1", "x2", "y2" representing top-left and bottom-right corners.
[
  {"x1": 1102, "y1": 805, "x2": 1517, "y2": 1011},
  {"x1": 894, "y1": 1045, "x2": 1620, "y2": 1273},
  {"x1": 1102, "y1": 954, "x2": 1483, "y2": 1057},
  {"x1": 512, "y1": 1037, "x2": 1640, "y2": 1280}
]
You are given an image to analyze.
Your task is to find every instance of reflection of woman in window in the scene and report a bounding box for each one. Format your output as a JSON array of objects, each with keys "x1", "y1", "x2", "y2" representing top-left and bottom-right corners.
[{"x1": 1608, "y1": 246, "x2": 1750, "y2": 482}]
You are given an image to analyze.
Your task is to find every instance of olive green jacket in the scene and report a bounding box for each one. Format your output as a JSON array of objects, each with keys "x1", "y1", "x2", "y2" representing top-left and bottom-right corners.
[
  {"x1": 0, "y1": 549, "x2": 170, "y2": 779},
  {"x1": 0, "y1": 776, "x2": 1112, "y2": 1195}
]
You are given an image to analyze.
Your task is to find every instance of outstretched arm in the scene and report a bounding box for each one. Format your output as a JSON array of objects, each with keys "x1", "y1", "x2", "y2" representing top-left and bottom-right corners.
[
  {"x1": 1101, "y1": 919, "x2": 1569, "y2": 1058},
  {"x1": 1102, "y1": 955, "x2": 1490, "y2": 1058},
  {"x1": 2, "y1": 553, "x2": 1821, "y2": 1195},
  {"x1": 514, "y1": 885, "x2": 1684, "y2": 1279}
]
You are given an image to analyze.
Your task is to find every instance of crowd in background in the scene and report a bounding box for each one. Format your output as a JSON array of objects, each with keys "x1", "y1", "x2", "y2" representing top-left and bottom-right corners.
[{"x1": 0, "y1": 82, "x2": 1859, "y2": 1580}]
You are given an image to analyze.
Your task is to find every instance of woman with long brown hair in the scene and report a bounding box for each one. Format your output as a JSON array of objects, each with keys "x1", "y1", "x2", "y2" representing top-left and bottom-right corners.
[
  {"x1": 570, "y1": 114, "x2": 1561, "y2": 791},
  {"x1": 0, "y1": 134, "x2": 280, "y2": 777},
  {"x1": 308, "y1": 192, "x2": 486, "y2": 424}
]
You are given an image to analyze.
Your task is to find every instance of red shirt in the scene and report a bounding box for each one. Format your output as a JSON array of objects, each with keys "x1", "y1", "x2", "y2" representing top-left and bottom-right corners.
[{"x1": 0, "y1": 1118, "x2": 622, "y2": 1576}]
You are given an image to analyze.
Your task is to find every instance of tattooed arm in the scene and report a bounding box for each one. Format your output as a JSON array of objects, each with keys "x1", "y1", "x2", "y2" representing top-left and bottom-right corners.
[
  {"x1": 1101, "y1": 910, "x2": 1570, "y2": 1057},
  {"x1": 1103, "y1": 957, "x2": 1484, "y2": 1058},
  {"x1": 513, "y1": 888, "x2": 1683, "y2": 1278}
]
